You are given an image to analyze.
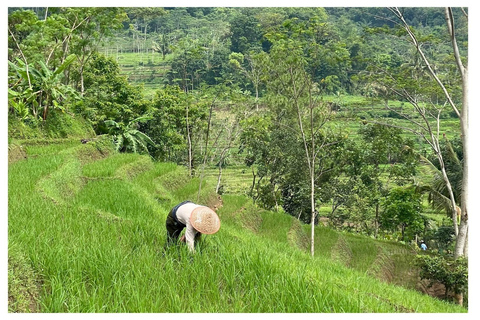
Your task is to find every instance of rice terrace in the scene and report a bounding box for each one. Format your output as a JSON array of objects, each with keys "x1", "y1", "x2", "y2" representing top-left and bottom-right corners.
[{"x1": 8, "y1": 6, "x2": 469, "y2": 313}]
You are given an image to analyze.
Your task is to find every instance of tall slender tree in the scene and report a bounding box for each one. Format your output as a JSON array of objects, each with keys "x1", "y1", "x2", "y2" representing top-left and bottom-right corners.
[
  {"x1": 388, "y1": 7, "x2": 468, "y2": 258},
  {"x1": 265, "y1": 30, "x2": 334, "y2": 256}
]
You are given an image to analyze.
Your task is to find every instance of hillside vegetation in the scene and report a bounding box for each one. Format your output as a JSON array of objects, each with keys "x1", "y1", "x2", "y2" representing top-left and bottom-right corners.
[
  {"x1": 8, "y1": 139, "x2": 465, "y2": 313},
  {"x1": 8, "y1": 6, "x2": 468, "y2": 312}
]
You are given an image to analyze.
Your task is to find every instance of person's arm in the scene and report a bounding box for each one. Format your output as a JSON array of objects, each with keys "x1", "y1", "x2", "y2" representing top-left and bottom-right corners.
[{"x1": 184, "y1": 224, "x2": 198, "y2": 253}]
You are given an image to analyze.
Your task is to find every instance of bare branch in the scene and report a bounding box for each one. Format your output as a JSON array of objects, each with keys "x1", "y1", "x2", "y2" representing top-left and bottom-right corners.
[
  {"x1": 445, "y1": 8, "x2": 467, "y2": 75},
  {"x1": 391, "y1": 7, "x2": 462, "y2": 119}
]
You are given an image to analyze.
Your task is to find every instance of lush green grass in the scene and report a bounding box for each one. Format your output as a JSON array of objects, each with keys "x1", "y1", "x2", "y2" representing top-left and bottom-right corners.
[
  {"x1": 8, "y1": 111, "x2": 96, "y2": 140},
  {"x1": 8, "y1": 141, "x2": 465, "y2": 312}
]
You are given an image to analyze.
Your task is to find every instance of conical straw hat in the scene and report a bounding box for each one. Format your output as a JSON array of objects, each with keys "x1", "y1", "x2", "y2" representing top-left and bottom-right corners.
[{"x1": 190, "y1": 206, "x2": 221, "y2": 234}]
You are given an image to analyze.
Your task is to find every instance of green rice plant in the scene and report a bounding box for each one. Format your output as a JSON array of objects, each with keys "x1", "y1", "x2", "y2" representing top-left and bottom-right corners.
[
  {"x1": 82, "y1": 153, "x2": 139, "y2": 177},
  {"x1": 36, "y1": 152, "x2": 83, "y2": 204},
  {"x1": 22, "y1": 139, "x2": 79, "y2": 156},
  {"x1": 8, "y1": 243, "x2": 41, "y2": 312},
  {"x1": 342, "y1": 232, "x2": 379, "y2": 272},
  {"x1": 114, "y1": 155, "x2": 154, "y2": 180},
  {"x1": 258, "y1": 209, "x2": 291, "y2": 241},
  {"x1": 8, "y1": 141, "x2": 466, "y2": 313}
]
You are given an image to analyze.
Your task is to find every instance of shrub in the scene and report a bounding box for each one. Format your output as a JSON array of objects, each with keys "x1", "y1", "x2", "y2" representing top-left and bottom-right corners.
[
  {"x1": 432, "y1": 225, "x2": 455, "y2": 252},
  {"x1": 415, "y1": 255, "x2": 468, "y2": 300}
]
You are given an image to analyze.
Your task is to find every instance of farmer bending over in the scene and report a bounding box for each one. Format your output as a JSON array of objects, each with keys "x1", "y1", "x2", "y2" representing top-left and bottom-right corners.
[{"x1": 165, "y1": 201, "x2": 220, "y2": 252}]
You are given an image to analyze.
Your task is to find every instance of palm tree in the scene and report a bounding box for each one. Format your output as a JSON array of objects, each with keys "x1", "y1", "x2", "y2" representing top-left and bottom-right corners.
[{"x1": 417, "y1": 137, "x2": 463, "y2": 220}]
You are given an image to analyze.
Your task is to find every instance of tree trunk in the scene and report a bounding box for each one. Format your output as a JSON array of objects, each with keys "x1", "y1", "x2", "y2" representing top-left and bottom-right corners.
[
  {"x1": 455, "y1": 220, "x2": 468, "y2": 259},
  {"x1": 445, "y1": 7, "x2": 469, "y2": 258},
  {"x1": 392, "y1": 7, "x2": 468, "y2": 259},
  {"x1": 454, "y1": 292, "x2": 463, "y2": 307},
  {"x1": 186, "y1": 104, "x2": 192, "y2": 177},
  {"x1": 42, "y1": 103, "x2": 48, "y2": 121},
  {"x1": 439, "y1": 160, "x2": 459, "y2": 236},
  {"x1": 197, "y1": 97, "x2": 215, "y2": 201},
  {"x1": 255, "y1": 84, "x2": 259, "y2": 111},
  {"x1": 310, "y1": 170, "x2": 315, "y2": 257},
  {"x1": 456, "y1": 68, "x2": 469, "y2": 256},
  {"x1": 216, "y1": 163, "x2": 222, "y2": 194},
  {"x1": 250, "y1": 167, "x2": 257, "y2": 202},
  {"x1": 80, "y1": 65, "x2": 85, "y2": 96}
]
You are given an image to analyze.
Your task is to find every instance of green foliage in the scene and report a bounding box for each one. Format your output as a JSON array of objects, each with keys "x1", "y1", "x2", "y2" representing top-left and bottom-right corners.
[
  {"x1": 8, "y1": 109, "x2": 95, "y2": 140},
  {"x1": 381, "y1": 186, "x2": 424, "y2": 241},
  {"x1": 316, "y1": 123, "x2": 419, "y2": 235},
  {"x1": 424, "y1": 137, "x2": 463, "y2": 212},
  {"x1": 9, "y1": 7, "x2": 467, "y2": 126},
  {"x1": 8, "y1": 9, "x2": 467, "y2": 292},
  {"x1": 78, "y1": 53, "x2": 150, "y2": 134},
  {"x1": 8, "y1": 55, "x2": 78, "y2": 120},
  {"x1": 105, "y1": 116, "x2": 155, "y2": 154},
  {"x1": 8, "y1": 7, "x2": 128, "y2": 125},
  {"x1": 229, "y1": 10, "x2": 264, "y2": 53},
  {"x1": 42, "y1": 110, "x2": 95, "y2": 139},
  {"x1": 142, "y1": 85, "x2": 210, "y2": 164},
  {"x1": 415, "y1": 255, "x2": 468, "y2": 297},
  {"x1": 431, "y1": 225, "x2": 455, "y2": 252},
  {"x1": 142, "y1": 85, "x2": 188, "y2": 160}
]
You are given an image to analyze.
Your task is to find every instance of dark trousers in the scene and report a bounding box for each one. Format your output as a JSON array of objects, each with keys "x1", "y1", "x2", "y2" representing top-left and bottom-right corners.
[{"x1": 165, "y1": 212, "x2": 185, "y2": 244}]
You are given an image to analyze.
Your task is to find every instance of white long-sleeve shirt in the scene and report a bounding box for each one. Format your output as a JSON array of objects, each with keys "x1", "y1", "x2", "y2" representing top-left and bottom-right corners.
[{"x1": 175, "y1": 202, "x2": 203, "y2": 252}]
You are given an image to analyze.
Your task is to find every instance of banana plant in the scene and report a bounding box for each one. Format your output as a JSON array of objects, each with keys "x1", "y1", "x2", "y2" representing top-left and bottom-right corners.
[
  {"x1": 104, "y1": 116, "x2": 156, "y2": 154},
  {"x1": 8, "y1": 54, "x2": 77, "y2": 120},
  {"x1": 8, "y1": 89, "x2": 30, "y2": 120}
]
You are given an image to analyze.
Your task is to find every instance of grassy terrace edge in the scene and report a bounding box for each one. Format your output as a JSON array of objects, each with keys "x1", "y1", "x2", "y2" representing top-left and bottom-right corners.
[{"x1": 8, "y1": 140, "x2": 466, "y2": 312}]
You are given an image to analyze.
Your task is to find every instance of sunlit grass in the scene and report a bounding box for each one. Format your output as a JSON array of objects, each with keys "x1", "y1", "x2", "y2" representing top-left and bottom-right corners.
[
  {"x1": 8, "y1": 142, "x2": 466, "y2": 313},
  {"x1": 82, "y1": 153, "x2": 140, "y2": 177}
]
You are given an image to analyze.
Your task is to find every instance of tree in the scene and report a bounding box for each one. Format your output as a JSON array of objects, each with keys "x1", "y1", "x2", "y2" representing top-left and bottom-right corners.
[
  {"x1": 152, "y1": 33, "x2": 171, "y2": 60},
  {"x1": 418, "y1": 137, "x2": 463, "y2": 222},
  {"x1": 143, "y1": 85, "x2": 187, "y2": 161},
  {"x1": 264, "y1": 20, "x2": 340, "y2": 256},
  {"x1": 168, "y1": 37, "x2": 206, "y2": 92},
  {"x1": 229, "y1": 51, "x2": 268, "y2": 111},
  {"x1": 128, "y1": 8, "x2": 166, "y2": 42},
  {"x1": 387, "y1": 7, "x2": 468, "y2": 259},
  {"x1": 239, "y1": 114, "x2": 275, "y2": 205},
  {"x1": 229, "y1": 10, "x2": 263, "y2": 53},
  {"x1": 66, "y1": 8, "x2": 127, "y2": 96},
  {"x1": 359, "y1": 123, "x2": 418, "y2": 238},
  {"x1": 381, "y1": 186, "x2": 424, "y2": 241},
  {"x1": 210, "y1": 104, "x2": 242, "y2": 195},
  {"x1": 319, "y1": 138, "x2": 369, "y2": 232},
  {"x1": 78, "y1": 53, "x2": 149, "y2": 134},
  {"x1": 145, "y1": 85, "x2": 209, "y2": 170}
]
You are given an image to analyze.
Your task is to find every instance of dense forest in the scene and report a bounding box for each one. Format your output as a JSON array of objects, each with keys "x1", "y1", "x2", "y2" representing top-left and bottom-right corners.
[{"x1": 8, "y1": 7, "x2": 468, "y2": 307}]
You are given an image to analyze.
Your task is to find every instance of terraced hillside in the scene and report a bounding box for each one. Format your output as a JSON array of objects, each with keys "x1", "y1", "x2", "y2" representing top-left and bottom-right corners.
[{"x1": 8, "y1": 139, "x2": 465, "y2": 312}]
